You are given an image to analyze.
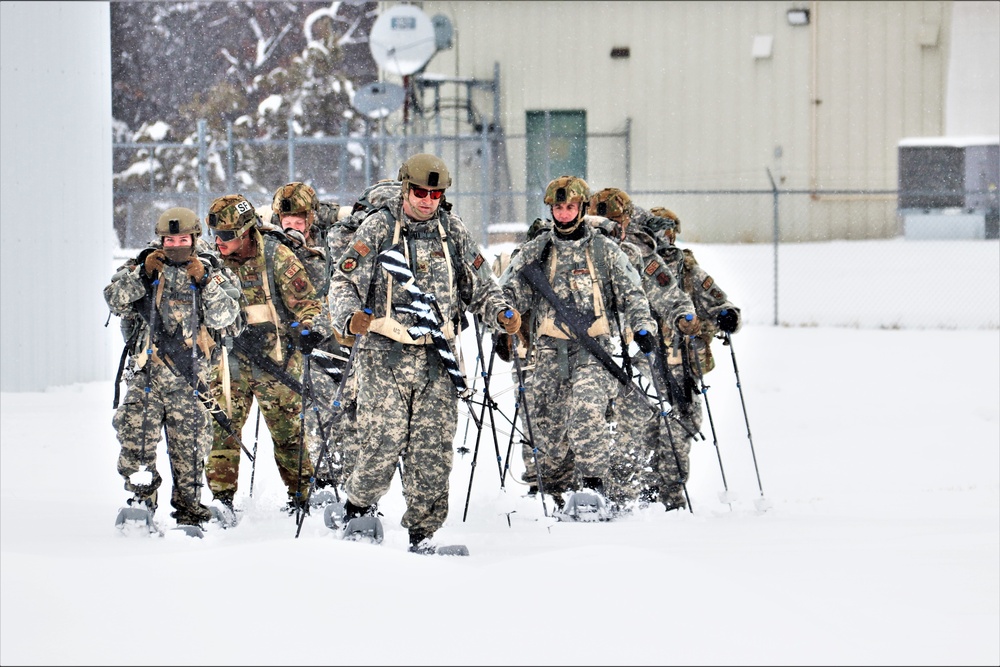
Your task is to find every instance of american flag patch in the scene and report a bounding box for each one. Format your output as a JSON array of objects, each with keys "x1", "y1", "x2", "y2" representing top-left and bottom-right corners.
[
  {"x1": 644, "y1": 260, "x2": 660, "y2": 276},
  {"x1": 353, "y1": 241, "x2": 370, "y2": 257},
  {"x1": 472, "y1": 253, "x2": 485, "y2": 270}
]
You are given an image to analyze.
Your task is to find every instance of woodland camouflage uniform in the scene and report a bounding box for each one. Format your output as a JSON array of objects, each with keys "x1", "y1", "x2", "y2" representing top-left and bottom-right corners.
[{"x1": 205, "y1": 198, "x2": 322, "y2": 509}]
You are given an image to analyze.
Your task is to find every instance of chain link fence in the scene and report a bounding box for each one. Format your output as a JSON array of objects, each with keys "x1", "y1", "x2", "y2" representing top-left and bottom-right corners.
[{"x1": 114, "y1": 124, "x2": 1000, "y2": 330}]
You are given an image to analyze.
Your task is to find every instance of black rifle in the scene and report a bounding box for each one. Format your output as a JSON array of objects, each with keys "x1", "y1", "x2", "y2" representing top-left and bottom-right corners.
[
  {"x1": 229, "y1": 324, "x2": 304, "y2": 395},
  {"x1": 134, "y1": 279, "x2": 255, "y2": 462},
  {"x1": 519, "y1": 259, "x2": 643, "y2": 398}
]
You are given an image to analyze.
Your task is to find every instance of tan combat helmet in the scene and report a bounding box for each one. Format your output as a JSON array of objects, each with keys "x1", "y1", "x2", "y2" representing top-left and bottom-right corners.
[
  {"x1": 591, "y1": 188, "x2": 634, "y2": 228},
  {"x1": 206, "y1": 194, "x2": 257, "y2": 240},
  {"x1": 649, "y1": 206, "x2": 681, "y2": 243},
  {"x1": 272, "y1": 182, "x2": 318, "y2": 229},
  {"x1": 398, "y1": 153, "x2": 451, "y2": 194},
  {"x1": 155, "y1": 207, "x2": 201, "y2": 237},
  {"x1": 544, "y1": 175, "x2": 590, "y2": 233}
]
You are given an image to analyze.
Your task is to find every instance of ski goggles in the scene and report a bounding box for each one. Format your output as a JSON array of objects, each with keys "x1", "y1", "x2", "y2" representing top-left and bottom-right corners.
[
  {"x1": 212, "y1": 229, "x2": 241, "y2": 241},
  {"x1": 409, "y1": 185, "x2": 444, "y2": 200}
]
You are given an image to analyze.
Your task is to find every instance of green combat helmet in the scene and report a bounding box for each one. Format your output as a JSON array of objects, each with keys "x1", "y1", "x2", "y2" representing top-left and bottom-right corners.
[
  {"x1": 591, "y1": 188, "x2": 633, "y2": 227},
  {"x1": 206, "y1": 194, "x2": 257, "y2": 240},
  {"x1": 272, "y1": 182, "x2": 318, "y2": 229},
  {"x1": 398, "y1": 153, "x2": 451, "y2": 193}
]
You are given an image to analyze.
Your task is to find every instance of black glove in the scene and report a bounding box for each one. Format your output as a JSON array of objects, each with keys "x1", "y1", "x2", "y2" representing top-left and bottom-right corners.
[
  {"x1": 299, "y1": 330, "x2": 325, "y2": 355},
  {"x1": 717, "y1": 309, "x2": 739, "y2": 334},
  {"x1": 635, "y1": 329, "x2": 655, "y2": 354}
]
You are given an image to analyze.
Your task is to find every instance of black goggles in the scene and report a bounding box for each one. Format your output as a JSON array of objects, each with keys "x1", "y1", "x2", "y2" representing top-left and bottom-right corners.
[{"x1": 212, "y1": 229, "x2": 240, "y2": 242}]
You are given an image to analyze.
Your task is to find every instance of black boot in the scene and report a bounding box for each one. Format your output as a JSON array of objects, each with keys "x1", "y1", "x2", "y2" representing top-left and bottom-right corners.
[{"x1": 581, "y1": 476, "x2": 606, "y2": 496}]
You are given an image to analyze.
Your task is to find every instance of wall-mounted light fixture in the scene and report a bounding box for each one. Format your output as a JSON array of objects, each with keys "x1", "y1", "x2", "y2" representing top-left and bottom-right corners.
[
  {"x1": 610, "y1": 46, "x2": 630, "y2": 59},
  {"x1": 787, "y1": 8, "x2": 810, "y2": 26}
]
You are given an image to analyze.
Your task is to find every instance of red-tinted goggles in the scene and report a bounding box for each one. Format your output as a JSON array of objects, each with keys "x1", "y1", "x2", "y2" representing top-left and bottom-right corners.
[{"x1": 410, "y1": 186, "x2": 444, "y2": 200}]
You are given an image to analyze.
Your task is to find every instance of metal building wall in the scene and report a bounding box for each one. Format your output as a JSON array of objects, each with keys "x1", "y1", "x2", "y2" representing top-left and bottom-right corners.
[
  {"x1": 0, "y1": 2, "x2": 115, "y2": 392},
  {"x1": 405, "y1": 1, "x2": 954, "y2": 242}
]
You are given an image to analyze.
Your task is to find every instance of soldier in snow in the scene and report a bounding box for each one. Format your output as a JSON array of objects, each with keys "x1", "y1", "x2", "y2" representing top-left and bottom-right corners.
[
  {"x1": 498, "y1": 176, "x2": 657, "y2": 517},
  {"x1": 327, "y1": 153, "x2": 519, "y2": 553},
  {"x1": 106, "y1": 207, "x2": 242, "y2": 528},
  {"x1": 204, "y1": 194, "x2": 323, "y2": 516}
]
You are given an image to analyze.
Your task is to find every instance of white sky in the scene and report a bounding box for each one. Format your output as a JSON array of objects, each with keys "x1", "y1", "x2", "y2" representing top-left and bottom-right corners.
[{"x1": 1, "y1": 241, "x2": 997, "y2": 666}]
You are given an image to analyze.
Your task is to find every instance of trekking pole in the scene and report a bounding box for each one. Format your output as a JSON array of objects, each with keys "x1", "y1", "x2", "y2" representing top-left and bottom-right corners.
[
  {"x1": 295, "y1": 310, "x2": 369, "y2": 538},
  {"x1": 461, "y1": 315, "x2": 505, "y2": 522},
  {"x1": 189, "y1": 275, "x2": 204, "y2": 515},
  {"x1": 509, "y1": 330, "x2": 548, "y2": 518},
  {"x1": 248, "y1": 404, "x2": 261, "y2": 497},
  {"x1": 723, "y1": 331, "x2": 768, "y2": 507},
  {"x1": 641, "y1": 329, "x2": 693, "y2": 513},
  {"x1": 687, "y1": 334, "x2": 732, "y2": 509},
  {"x1": 457, "y1": 316, "x2": 486, "y2": 455}
]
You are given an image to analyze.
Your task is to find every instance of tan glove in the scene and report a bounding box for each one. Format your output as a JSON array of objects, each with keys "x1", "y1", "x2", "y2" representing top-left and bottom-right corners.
[
  {"x1": 143, "y1": 249, "x2": 167, "y2": 278},
  {"x1": 497, "y1": 308, "x2": 521, "y2": 335},
  {"x1": 676, "y1": 314, "x2": 701, "y2": 336},
  {"x1": 185, "y1": 257, "x2": 207, "y2": 286},
  {"x1": 348, "y1": 310, "x2": 373, "y2": 335}
]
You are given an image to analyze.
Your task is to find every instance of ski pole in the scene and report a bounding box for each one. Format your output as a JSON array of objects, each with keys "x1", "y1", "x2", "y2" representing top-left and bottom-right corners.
[
  {"x1": 641, "y1": 329, "x2": 693, "y2": 513},
  {"x1": 723, "y1": 331, "x2": 766, "y2": 500},
  {"x1": 509, "y1": 330, "x2": 548, "y2": 518},
  {"x1": 686, "y1": 333, "x2": 731, "y2": 508},
  {"x1": 461, "y1": 314, "x2": 505, "y2": 522},
  {"x1": 248, "y1": 403, "x2": 261, "y2": 498}
]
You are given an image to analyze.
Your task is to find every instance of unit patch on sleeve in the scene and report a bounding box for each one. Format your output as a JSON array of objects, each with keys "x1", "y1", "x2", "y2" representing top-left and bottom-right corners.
[
  {"x1": 340, "y1": 257, "x2": 358, "y2": 273},
  {"x1": 472, "y1": 253, "x2": 485, "y2": 270},
  {"x1": 644, "y1": 260, "x2": 660, "y2": 276},
  {"x1": 292, "y1": 277, "x2": 308, "y2": 292},
  {"x1": 284, "y1": 265, "x2": 300, "y2": 279},
  {"x1": 656, "y1": 272, "x2": 672, "y2": 286},
  {"x1": 353, "y1": 241, "x2": 370, "y2": 257},
  {"x1": 702, "y1": 276, "x2": 714, "y2": 290}
]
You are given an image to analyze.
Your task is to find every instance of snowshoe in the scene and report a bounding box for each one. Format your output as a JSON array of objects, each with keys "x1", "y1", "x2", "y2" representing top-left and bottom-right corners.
[
  {"x1": 341, "y1": 516, "x2": 384, "y2": 544},
  {"x1": 556, "y1": 491, "x2": 611, "y2": 522},
  {"x1": 209, "y1": 502, "x2": 239, "y2": 528},
  {"x1": 322, "y1": 501, "x2": 346, "y2": 530},
  {"x1": 115, "y1": 494, "x2": 162, "y2": 536},
  {"x1": 310, "y1": 487, "x2": 340, "y2": 508},
  {"x1": 171, "y1": 524, "x2": 205, "y2": 538},
  {"x1": 408, "y1": 540, "x2": 470, "y2": 557}
]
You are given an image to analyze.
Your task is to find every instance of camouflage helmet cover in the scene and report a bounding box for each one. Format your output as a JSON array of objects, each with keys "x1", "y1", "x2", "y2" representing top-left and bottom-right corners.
[
  {"x1": 207, "y1": 194, "x2": 257, "y2": 236},
  {"x1": 649, "y1": 206, "x2": 681, "y2": 234},
  {"x1": 272, "y1": 182, "x2": 318, "y2": 222},
  {"x1": 155, "y1": 207, "x2": 201, "y2": 237},
  {"x1": 544, "y1": 175, "x2": 590, "y2": 207},
  {"x1": 398, "y1": 153, "x2": 451, "y2": 191},
  {"x1": 590, "y1": 188, "x2": 633, "y2": 225}
]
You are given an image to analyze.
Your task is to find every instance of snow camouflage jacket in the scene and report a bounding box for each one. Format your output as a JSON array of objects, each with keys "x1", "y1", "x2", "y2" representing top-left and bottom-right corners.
[
  {"x1": 327, "y1": 194, "x2": 512, "y2": 352},
  {"x1": 500, "y1": 223, "x2": 657, "y2": 352},
  {"x1": 221, "y1": 226, "x2": 323, "y2": 365},
  {"x1": 105, "y1": 249, "x2": 243, "y2": 377}
]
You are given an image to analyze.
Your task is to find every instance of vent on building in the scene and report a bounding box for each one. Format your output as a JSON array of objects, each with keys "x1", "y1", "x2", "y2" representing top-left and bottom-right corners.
[{"x1": 610, "y1": 46, "x2": 630, "y2": 59}]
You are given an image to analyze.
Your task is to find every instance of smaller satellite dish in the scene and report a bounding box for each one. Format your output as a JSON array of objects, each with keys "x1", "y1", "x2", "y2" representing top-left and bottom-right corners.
[
  {"x1": 432, "y1": 14, "x2": 454, "y2": 51},
  {"x1": 369, "y1": 4, "x2": 437, "y2": 76},
  {"x1": 352, "y1": 81, "x2": 406, "y2": 119}
]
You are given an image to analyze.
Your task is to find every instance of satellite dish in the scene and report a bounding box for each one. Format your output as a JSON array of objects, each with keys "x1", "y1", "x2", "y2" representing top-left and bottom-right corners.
[
  {"x1": 432, "y1": 14, "x2": 454, "y2": 51},
  {"x1": 368, "y1": 4, "x2": 437, "y2": 76},
  {"x1": 352, "y1": 81, "x2": 406, "y2": 119}
]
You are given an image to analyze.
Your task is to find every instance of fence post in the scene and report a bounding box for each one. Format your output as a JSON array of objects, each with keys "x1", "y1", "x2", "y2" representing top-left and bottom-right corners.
[
  {"x1": 197, "y1": 119, "x2": 207, "y2": 222},
  {"x1": 766, "y1": 167, "x2": 779, "y2": 326},
  {"x1": 226, "y1": 121, "x2": 234, "y2": 193},
  {"x1": 287, "y1": 117, "x2": 295, "y2": 182},
  {"x1": 624, "y1": 116, "x2": 632, "y2": 193}
]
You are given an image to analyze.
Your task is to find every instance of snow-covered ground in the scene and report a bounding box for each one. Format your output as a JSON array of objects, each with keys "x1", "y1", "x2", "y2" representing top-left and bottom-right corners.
[{"x1": 1, "y1": 240, "x2": 998, "y2": 666}]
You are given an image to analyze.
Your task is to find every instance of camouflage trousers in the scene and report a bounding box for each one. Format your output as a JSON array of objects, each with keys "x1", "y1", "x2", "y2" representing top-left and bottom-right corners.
[
  {"x1": 113, "y1": 362, "x2": 210, "y2": 515},
  {"x1": 346, "y1": 346, "x2": 457, "y2": 537},
  {"x1": 206, "y1": 350, "x2": 314, "y2": 500},
  {"x1": 303, "y1": 345, "x2": 360, "y2": 489},
  {"x1": 521, "y1": 340, "x2": 618, "y2": 496}
]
